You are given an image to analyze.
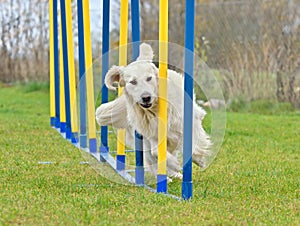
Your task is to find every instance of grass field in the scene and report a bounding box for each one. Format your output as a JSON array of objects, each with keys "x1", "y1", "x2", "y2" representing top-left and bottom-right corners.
[{"x1": 0, "y1": 84, "x2": 299, "y2": 225}]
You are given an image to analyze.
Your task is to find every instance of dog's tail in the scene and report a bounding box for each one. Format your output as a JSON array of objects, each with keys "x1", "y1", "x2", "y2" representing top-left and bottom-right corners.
[{"x1": 95, "y1": 95, "x2": 128, "y2": 129}]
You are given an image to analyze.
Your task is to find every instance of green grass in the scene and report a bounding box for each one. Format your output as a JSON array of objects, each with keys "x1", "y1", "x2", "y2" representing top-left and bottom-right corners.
[{"x1": 0, "y1": 84, "x2": 299, "y2": 225}]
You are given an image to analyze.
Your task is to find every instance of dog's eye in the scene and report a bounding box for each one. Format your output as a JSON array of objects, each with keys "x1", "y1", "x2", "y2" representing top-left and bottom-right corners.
[
  {"x1": 146, "y1": 76, "x2": 152, "y2": 82},
  {"x1": 130, "y1": 80, "x2": 137, "y2": 85}
]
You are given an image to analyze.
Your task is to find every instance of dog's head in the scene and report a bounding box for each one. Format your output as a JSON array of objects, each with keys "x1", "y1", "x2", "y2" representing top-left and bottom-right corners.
[{"x1": 105, "y1": 43, "x2": 159, "y2": 109}]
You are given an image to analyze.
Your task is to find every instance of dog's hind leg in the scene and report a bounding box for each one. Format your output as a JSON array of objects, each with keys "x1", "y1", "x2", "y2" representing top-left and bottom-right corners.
[
  {"x1": 192, "y1": 152, "x2": 208, "y2": 169},
  {"x1": 191, "y1": 103, "x2": 213, "y2": 169},
  {"x1": 143, "y1": 140, "x2": 181, "y2": 182},
  {"x1": 149, "y1": 139, "x2": 182, "y2": 178},
  {"x1": 192, "y1": 137, "x2": 211, "y2": 169},
  {"x1": 143, "y1": 139, "x2": 157, "y2": 176}
]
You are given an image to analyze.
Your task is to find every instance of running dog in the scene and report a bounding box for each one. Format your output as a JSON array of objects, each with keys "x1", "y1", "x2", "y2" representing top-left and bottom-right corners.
[{"x1": 96, "y1": 43, "x2": 211, "y2": 179}]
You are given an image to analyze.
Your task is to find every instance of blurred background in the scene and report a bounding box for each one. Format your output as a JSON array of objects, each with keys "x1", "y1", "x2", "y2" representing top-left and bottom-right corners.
[{"x1": 0, "y1": 0, "x2": 299, "y2": 110}]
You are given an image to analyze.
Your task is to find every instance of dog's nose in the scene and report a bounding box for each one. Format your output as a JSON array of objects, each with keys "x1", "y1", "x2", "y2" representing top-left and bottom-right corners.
[{"x1": 141, "y1": 93, "x2": 151, "y2": 103}]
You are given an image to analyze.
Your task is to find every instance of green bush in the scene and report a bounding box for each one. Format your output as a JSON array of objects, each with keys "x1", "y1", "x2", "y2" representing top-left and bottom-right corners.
[
  {"x1": 227, "y1": 96, "x2": 248, "y2": 112},
  {"x1": 227, "y1": 97, "x2": 295, "y2": 115},
  {"x1": 23, "y1": 82, "x2": 49, "y2": 93},
  {"x1": 249, "y1": 100, "x2": 295, "y2": 115}
]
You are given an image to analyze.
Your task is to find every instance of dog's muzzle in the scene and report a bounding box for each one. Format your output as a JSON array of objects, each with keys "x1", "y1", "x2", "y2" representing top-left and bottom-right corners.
[{"x1": 139, "y1": 92, "x2": 152, "y2": 109}]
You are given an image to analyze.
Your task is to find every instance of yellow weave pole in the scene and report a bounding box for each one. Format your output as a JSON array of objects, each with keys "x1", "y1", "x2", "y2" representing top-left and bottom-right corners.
[
  {"x1": 116, "y1": 0, "x2": 128, "y2": 170},
  {"x1": 59, "y1": 19, "x2": 66, "y2": 130},
  {"x1": 157, "y1": 0, "x2": 168, "y2": 180},
  {"x1": 82, "y1": 0, "x2": 97, "y2": 152},
  {"x1": 65, "y1": 0, "x2": 78, "y2": 135},
  {"x1": 49, "y1": 0, "x2": 55, "y2": 122}
]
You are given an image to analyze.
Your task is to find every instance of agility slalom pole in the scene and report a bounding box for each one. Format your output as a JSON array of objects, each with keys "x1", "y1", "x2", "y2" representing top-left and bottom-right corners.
[
  {"x1": 100, "y1": 0, "x2": 110, "y2": 154},
  {"x1": 65, "y1": 0, "x2": 78, "y2": 143},
  {"x1": 54, "y1": 0, "x2": 60, "y2": 129},
  {"x1": 49, "y1": 0, "x2": 56, "y2": 127},
  {"x1": 157, "y1": 0, "x2": 168, "y2": 193},
  {"x1": 82, "y1": 0, "x2": 97, "y2": 153},
  {"x1": 50, "y1": 0, "x2": 60, "y2": 128},
  {"x1": 131, "y1": 0, "x2": 144, "y2": 185},
  {"x1": 182, "y1": 0, "x2": 195, "y2": 200},
  {"x1": 59, "y1": 20, "x2": 66, "y2": 133},
  {"x1": 131, "y1": 0, "x2": 140, "y2": 60},
  {"x1": 77, "y1": 0, "x2": 87, "y2": 148},
  {"x1": 116, "y1": 0, "x2": 128, "y2": 171},
  {"x1": 60, "y1": 0, "x2": 73, "y2": 140}
]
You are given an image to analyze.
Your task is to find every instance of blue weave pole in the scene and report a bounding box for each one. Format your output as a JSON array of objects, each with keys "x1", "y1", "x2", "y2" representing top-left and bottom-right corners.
[
  {"x1": 60, "y1": 0, "x2": 72, "y2": 140},
  {"x1": 135, "y1": 131, "x2": 144, "y2": 185},
  {"x1": 77, "y1": 0, "x2": 87, "y2": 148},
  {"x1": 157, "y1": 174, "x2": 167, "y2": 193},
  {"x1": 182, "y1": 0, "x2": 195, "y2": 200},
  {"x1": 53, "y1": 0, "x2": 60, "y2": 128},
  {"x1": 100, "y1": 0, "x2": 110, "y2": 155},
  {"x1": 131, "y1": 0, "x2": 144, "y2": 185},
  {"x1": 131, "y1": 0, "x2": 140, "y2": 60}
]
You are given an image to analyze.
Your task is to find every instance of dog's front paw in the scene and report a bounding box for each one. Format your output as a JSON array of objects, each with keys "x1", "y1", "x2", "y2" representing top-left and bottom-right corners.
[
  {"x1": 171, "y1": 172, "x2": 183, "y2": 180},
  {"x1": 167, "y1": 177, "x2": 173, "y2": 183},
  {"x1": 175, "y1": 172, "x2": 183, "y2": 180}
]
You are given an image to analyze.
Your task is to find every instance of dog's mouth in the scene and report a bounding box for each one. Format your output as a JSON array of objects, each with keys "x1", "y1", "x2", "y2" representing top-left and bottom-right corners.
[{"x1": 139, "y1": 103, "x2": 152, "y2": 109}]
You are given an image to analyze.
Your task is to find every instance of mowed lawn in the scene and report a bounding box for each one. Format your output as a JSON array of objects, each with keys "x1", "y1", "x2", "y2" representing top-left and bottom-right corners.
[{"x1": 0, "y1": 84, "x2": 299, "y2": 225}]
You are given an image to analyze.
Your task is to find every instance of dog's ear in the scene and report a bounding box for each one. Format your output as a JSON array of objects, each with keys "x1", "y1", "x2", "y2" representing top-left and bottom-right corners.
[
  {"x1": 104, "y1": 65, "x2": 125, "y2": 90},
  {"x1": 137, "y1": 43, "x2": 154, "y2": 61}
]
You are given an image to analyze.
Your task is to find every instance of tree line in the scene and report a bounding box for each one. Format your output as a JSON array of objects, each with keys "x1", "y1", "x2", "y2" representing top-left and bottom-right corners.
[{"x1": 0, "y1": 0, "x2": 299, "y2": 107}]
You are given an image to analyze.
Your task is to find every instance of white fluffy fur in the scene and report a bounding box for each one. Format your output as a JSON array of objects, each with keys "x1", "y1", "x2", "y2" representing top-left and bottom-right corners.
[{"x1": 95, "y1": 43, "x2": 211, "y2": 179}]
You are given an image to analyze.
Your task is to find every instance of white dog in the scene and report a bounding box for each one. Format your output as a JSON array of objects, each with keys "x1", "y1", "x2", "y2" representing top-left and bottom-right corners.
[{"x1": 96, "y1": 43, "x2": 211, "y2": 179}]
